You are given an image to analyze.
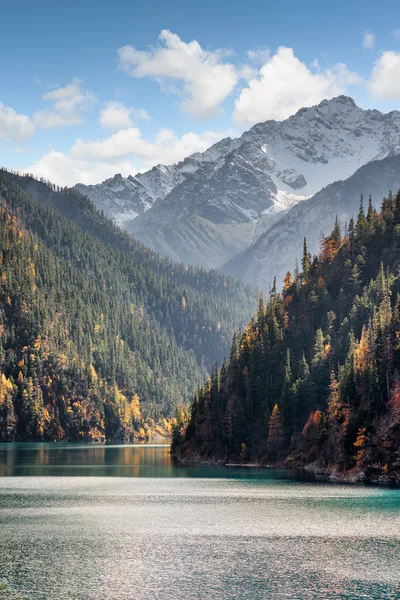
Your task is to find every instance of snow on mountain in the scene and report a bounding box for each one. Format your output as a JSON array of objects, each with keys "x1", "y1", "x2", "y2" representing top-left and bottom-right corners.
[
  {"x1": 224, "y1": 154, "x2": 400, "y2": 291},
  {"x1": 74, "y1": 136, "x2": 238, "y2": 227},
  {"x1": 75, "y1": 97, "x2": 400, "y2": 268},
  {"x1": 74, "y1": 173, "x2": 151, "y2": 227},
  {"x1": 242, "y1": 95, "x2": 400, "y2": 196},
  {"x1": 135, "y1": 164, "x2": 185, "y2": 202}
]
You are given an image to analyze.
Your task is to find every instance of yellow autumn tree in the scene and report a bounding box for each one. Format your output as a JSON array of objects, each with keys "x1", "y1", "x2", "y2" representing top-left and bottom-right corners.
[
  {"x1": 283, "y1": 271, "x2": 292, "y2": 292},
  {"x1": 88, "y1": 364, "x2": 98, "y2": 385},
  {"x1": 130, "y1": 393, "x2": 141, "y2": 422},
  {"x1": 354, "y1": 428, "x2": 368, "y2": 467},
  {"x1": 267, "y1": 404, "x2": 284, "y2": 450}
]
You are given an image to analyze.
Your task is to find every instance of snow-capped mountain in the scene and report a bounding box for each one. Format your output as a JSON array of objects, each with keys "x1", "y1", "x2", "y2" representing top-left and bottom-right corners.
[
  {"x1": 74, "y1": 137, "x2": 237, "y2": 227},
  {"x1": 241, "y1": 95, "x2": 400, "y2": 195},
  {"x1": 224, "y1": 154, "x2": 400, "y2": 290},
  {"x1": 74, "y1": 165, "x2": 184, "y2": 227},
  {"x1": 76, "y1": 96, "x2": 400, "y2": 268}
]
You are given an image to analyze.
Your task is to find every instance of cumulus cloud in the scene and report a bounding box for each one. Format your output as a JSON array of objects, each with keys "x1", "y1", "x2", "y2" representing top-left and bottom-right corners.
[
  {"x1": 34, "y1": 78, "x2": 97, "y2": 129},
  {"x1": 71, "y1": 128, "x2": 154, "y2": 161},
  {"x1": 233, "y1": 47, "x2": 361, "y2": 125},
  {"x1": 25, "y1": 127, "x2": 234, "y2": 186},
  {"x1": 118, "y1": 30, "x2": 238, "y2": 118},
  {"x1": 0, "y1": 103, "x2": 35, "y2": 142},
  {"x1": 363, "y1": 31, "x2": 375, "y2": 49},
  {"x1": 99, "y1": 101, "x2": 149, "y2": 130},
  {"x1": 370, "y1": 51, "x2": 400, "y2": 99},
  {"x1": 25, "y1": 151, "x2": 136, "y2": 187},
  {"x1": 72, "y1": 126, "x2": 233, "y2": 164}
]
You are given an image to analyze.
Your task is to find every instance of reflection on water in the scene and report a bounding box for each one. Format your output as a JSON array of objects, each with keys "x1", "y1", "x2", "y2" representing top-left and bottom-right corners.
[
  {"x1": 0, "y1": 443, "x2": 315, "y2": 480},
  {"x1": 0, "y1": 444, "x2": 400, "y2": 599},
  {"x1": 0, "y1": 442, "x2": 175, "y2": 477}
]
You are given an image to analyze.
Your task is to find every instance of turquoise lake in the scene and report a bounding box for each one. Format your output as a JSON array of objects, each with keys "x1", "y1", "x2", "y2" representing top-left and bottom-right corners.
[{"x1": 0, "y1": 443, "x2": 399, "y2": 599}]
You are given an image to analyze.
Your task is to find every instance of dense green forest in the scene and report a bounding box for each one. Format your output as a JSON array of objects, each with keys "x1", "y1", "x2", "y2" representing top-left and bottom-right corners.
[
  {"x1": 0, "y1": 170, "x2": 256, "y2": 442},
  {"x1": 173, "y1": 191, "x2": 400, "y2": 482}
]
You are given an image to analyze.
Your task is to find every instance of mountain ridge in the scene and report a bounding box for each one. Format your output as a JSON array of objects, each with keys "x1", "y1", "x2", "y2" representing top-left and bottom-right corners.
[{"x1": 75, "y1": 96, "x2": 400, "y2": 269}]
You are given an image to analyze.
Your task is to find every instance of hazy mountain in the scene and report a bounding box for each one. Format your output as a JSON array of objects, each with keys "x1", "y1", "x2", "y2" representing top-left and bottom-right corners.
[{"x1": 224, "y1": 154, "x2": 400, "y2": 290}]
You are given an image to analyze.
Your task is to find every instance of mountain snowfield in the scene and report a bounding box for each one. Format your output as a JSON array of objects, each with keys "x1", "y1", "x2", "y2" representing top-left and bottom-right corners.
[{"x1": 76, "y1": 96, "x2": 400, "y2": 271}]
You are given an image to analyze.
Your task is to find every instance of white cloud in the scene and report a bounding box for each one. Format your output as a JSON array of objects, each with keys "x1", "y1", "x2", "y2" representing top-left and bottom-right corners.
[
  {"x1": 71, "y1": 128, "x2": 154, "y2": 161},
  {"x1": 0, "y1": 103, "x2": 35, "y2": 142},
  {"x1": 370, "y1": 51, "x2": 400, "y2": 99},
  {"x1": 391, "y1": 29, "x2": 400, "y2": 39},
  {"x1": 233, "y1": 47, "x2": 361, "y2": 126},
  {"x1": 141, "y1": 128, "x2": 234, "y2": 167},
  {"x1": 25, "y1": 151, "x2": 136, "y2": 187},
  {"x1": 34, "y1": 111, "x2": 83, "y2": 129},
  {"x1": 363, "y1": 31, "x2": 375, "y2": 49},
  {"x1": 42, "y1": 78, "x2": 96, "y2": 113},
  {"x1": 99, "y1": 101, "x2": 149, "y2": 130},
  {"x1": 34, "y1": 78, "x2": 97, "y2": 129},
  {"x1": 118, "y1": 30, "x2": 238, "y2": 119},
  {"x1": 247, "y1": 48, "x2": 270, "y2": 64},
  {"x1": 24, "y1": 127, "x2": 234, "y2": 186},
  {"x1": 71, "y1": 126, "x2": 233, "y2": 164}
]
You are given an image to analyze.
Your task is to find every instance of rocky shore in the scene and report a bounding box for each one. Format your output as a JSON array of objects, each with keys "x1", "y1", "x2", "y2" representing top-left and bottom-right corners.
[{"x1": 172, "y1": 449, "x2": 400, "y2": 486}]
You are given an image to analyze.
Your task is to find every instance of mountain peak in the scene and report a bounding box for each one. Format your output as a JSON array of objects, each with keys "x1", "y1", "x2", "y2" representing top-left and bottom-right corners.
[
  {"x1": 319, "y1": 95, "x2": 357, "y2": 107},
  {"x1": 294, "y1": 95, "x2": 358, "y2": 119}
]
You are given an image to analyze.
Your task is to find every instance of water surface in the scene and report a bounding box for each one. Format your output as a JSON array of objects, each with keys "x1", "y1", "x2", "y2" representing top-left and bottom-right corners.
[{"x1": 0, "y1": 443, "x2": 399, "y2": 599}]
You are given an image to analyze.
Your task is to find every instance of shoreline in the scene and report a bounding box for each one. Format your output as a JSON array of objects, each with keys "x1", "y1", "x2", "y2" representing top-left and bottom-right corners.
[{"x1": 172, "y1": 452, "x2": 400, "y2": 486}]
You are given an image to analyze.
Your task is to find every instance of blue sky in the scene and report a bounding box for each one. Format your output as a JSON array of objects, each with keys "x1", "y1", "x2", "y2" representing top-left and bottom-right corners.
[{"x1": 1, "y1": 0, "x2": 400, "y2": 185}]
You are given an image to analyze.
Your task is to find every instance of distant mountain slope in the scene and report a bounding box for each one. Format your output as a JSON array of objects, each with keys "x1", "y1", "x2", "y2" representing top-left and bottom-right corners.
[
  {"x1": 0, "y1": 170, "x2": 257, "y2": 442},
  {"x1": 224, "y1": 155, "x2": 400, "y2": 290}
]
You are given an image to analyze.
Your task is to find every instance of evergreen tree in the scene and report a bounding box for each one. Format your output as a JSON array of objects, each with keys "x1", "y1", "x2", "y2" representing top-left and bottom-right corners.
[
  {"x1": 0, "y1": 171, "x2": 257, "y2": 441},
  {"x1": 356, "y1": 194, "x2": 366, "y2": 238},
  {"x1": 174, "y1": 184, "x2": 400, "y2": 481},
  {"x1": 302, "y1": 237, "x2": 311, "y2": 278}
]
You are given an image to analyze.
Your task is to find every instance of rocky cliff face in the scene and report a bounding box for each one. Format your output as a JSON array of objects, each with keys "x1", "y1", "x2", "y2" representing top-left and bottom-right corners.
[
  {"x1": 76, "y1": 97, "x2": 400, "y2": 268},
  {"x1": 74, "y1": 165, "x2": 184, "y2": 227}
]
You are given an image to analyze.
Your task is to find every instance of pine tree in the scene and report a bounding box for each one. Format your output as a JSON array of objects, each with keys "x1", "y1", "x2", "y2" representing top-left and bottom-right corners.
[
  {"x1": 312, "y1": 329, "x2": 325, "y2": 367},
  {"x1": 256, "y1": 292, "x2": 265, "y2": 329},
  {"x1": 366, "y1": 195, "x2": 376, "y2": 225},
  {"x1": 284, "y1": 349, "x2": 292, "y2": 387},
  {"x1": 302, "y1": 237, "x2": 310, "y2": 278},
  {"x1": 356, "y1": 194, "x2": 366, "y2": 238},
  {"x1": 298, "y1": 353, "x2": 310, "y2": 379},
  {"x1": 348, "y1": 218, "x2": 355, "y2": 261}
]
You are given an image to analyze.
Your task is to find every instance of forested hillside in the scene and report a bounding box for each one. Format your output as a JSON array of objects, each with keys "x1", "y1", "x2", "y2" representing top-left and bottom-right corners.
[
  {"x1": 0, "y1": 170, "x2": 256, "y2": 442},
  {"x1": 173, "y1": 191, "x2": 400, "y2": 483}
]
